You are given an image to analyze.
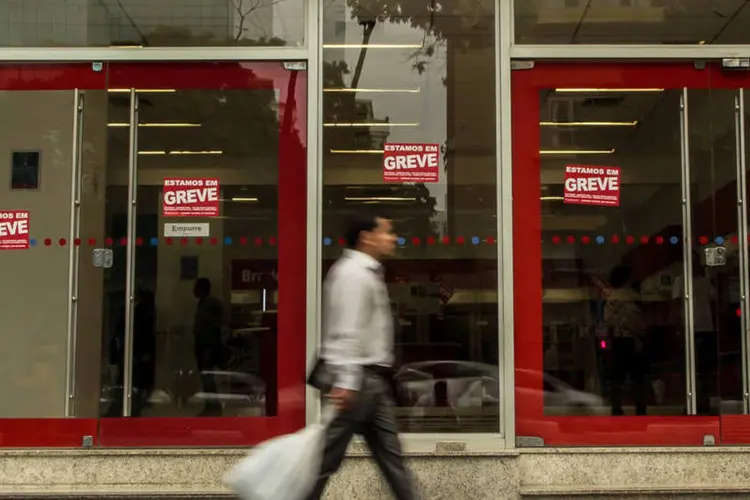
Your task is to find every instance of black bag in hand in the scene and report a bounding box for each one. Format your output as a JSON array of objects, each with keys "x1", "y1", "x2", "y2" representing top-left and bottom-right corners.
[{"x1": 307, "y1": 357, "x2": 335, "y2": 393}]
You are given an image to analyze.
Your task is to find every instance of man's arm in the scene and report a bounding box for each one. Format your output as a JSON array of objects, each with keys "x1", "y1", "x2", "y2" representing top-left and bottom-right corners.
[{"x1": 325, "y1": 269, "x2": 369, "y2": 392}]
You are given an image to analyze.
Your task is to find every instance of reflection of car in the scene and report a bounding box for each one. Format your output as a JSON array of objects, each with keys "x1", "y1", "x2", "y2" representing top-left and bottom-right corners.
[
  {"x1": 394, "y1": 361, "x2": 605, "y2": 415},
  {"x1": 394, "y1": 361, "x2": 499, "y2": 409},
  {"x1": 516, "y1": 369, "x2": 605, "y2": 415}
]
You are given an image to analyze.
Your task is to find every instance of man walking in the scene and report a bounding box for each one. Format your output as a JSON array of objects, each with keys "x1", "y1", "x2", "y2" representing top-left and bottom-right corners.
[{"x1": 307, "y1": 215, "x2": 418, "y2": 500}]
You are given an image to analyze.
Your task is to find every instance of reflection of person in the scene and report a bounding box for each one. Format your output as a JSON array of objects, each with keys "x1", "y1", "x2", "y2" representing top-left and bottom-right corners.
[
  {"x1": 672, "y1": 255, "x2": 717, "y2": 415},
  {"x1": 193, "y1": 277, "x2": 225, "y2": 416},
  {"x1": 308, "y1": 215, "x2": 417, "y2": 500},
  {"x1": 603, "y1": 265, "x2": 648, "y2": 416}
]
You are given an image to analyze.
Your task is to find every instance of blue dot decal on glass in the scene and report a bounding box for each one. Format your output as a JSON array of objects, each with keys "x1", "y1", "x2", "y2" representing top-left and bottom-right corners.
[
  {"x1": 596, "y1": 236, "x2": 605, "y2": 245},
  {"x1": 471, "y1": 236, "x2": 480, "y2": 245},
  {"x1": 670, "y1": 236, "x2": 679, "y2": 245},
  {"x1": 323, "y1": 237, "x2": 332, "y2": 246},
  {"x1": 29, "y1": 238, "x2": 36, "y2": 247},
  {"x1": 397, "y1": 237, "x2": 406, "y2": 246},
  {"x1": 224, "y1": 236, "x2": 232, "y2": 245},
  {"x1": 715, "y1": 236, "x2": 725, "y2": 245},
  {"x1": 150, "y1": 237, "x2": 158, "y2": 246}
]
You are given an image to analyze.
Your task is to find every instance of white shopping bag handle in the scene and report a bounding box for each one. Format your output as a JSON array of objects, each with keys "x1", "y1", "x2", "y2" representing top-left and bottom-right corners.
[{"x1": 320, "y1": 403, "x2": 338, "y2": 427}]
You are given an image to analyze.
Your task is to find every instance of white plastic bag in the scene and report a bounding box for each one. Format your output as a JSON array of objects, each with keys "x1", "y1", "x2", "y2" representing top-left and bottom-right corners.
[{"x1": 224, "y1": 407, "x2": 336, "y2": 500}]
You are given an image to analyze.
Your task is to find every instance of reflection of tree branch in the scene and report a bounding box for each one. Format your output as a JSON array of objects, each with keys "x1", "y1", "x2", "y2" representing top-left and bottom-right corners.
[
  {"x1": 350, "y1": 20, "x2": 376, "y2": 89},
  {"x1": 232, "y1": 0, "x2": 285, "y2": 41}
]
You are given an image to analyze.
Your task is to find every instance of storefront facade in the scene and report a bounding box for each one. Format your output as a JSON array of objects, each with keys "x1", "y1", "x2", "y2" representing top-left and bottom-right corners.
[{"x1": 7, "y1": 0, "x2": 750, "y2": 469}]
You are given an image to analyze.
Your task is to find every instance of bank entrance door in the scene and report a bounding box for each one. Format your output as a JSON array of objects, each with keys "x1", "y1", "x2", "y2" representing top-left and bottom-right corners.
[{"x1": 512, "y1": 62, "x2": 750, "y2": 446}]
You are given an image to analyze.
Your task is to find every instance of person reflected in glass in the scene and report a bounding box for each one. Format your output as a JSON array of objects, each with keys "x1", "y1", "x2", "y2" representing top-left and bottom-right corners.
[
  {"x1": 193, "y1": 277, "x2": 225, "y2": 417},
  {"x1": 603, "y1": 265, "x2": 648, "y2": 416},
  {"x1": 672, "y1": 254, "x2": 717, "y2": 415}
]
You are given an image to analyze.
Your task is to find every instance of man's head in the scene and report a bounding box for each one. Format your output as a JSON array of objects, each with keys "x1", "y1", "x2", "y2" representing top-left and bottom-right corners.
[
  {"x1": 608, "y1": 265, "x2": 632, "y2": 289},
  {"x1": 344, "y1": 215, "x2": 397, "y2": 260},
  {"x1": 193, "y1": 277, "x2": 212, "y2": 299}
]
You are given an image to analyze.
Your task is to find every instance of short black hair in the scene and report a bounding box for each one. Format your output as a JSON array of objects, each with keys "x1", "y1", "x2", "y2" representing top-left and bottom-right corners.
[
  {"x1": 608, "y1": 265, "x2": 631, "y2": 289},
  {"x1": 194, "y1": 277, "x2": 212, "y2": 294},
  {"x1": 344, "y1": 215, "x2": 385, "y2": 249}
]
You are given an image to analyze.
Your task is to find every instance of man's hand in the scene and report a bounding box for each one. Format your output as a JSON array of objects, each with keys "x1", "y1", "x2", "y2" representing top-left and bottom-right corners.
[{"x1": 327, "y1": 387, "x2": 357, "y2": 410}]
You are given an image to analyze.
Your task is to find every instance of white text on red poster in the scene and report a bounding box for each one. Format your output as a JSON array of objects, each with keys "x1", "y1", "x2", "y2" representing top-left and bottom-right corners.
[
  {"x1": 163, "y1": 178, "x2": 220, "y2": 217},
  {"x1": 0, "y1": 210, "x2": 30, "y2": 250},
  {"x1": 383, "y1": 143, "x2": 440, "y2": 183},
  {"x1": 564, "y1": 165, "x2": 620, "y2": 207}
]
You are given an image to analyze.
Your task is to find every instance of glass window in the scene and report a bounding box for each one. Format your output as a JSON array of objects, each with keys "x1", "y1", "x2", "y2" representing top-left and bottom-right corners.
[
  {"x1": 0, "y1": 0, "x2": 304, "y2": 47},
  {"x1": 515, "y1": 0, "x2": 750, "y2": 44},
  {"x1": 322, "y1": 0, "x2": 498, "y2": 433}
]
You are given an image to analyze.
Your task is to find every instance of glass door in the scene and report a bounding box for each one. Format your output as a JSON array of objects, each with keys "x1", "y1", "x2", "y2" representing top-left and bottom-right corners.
[
  {"x1": 89, "y1": 62, "x2": 308, "y2": 446},
  {"x1": 512, "y1": 63, "x2": 721, "y2": 446}
]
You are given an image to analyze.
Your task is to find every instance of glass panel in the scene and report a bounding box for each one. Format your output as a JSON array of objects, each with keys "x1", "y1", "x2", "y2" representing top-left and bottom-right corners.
[
  {"x1": 515, "y1": 0, "x2": 750, "y2": 44},
  {"x1": 123, "y1": 87, "x2": 280, "y2": 418},
  {"x1": 0, "y1": 0, "x2": 304, "y2": 47},
  {"x1": 538, "y1": 88, "x2": 686, "y2": 418},
  {"x1": 686, "y1": 87, "x2": 742, "y2": 418},
  {"x1": 322, "y1": 0, "x2": 498, "y2": 433},
  {"x1": 0, "y1": 87, "x2": 77, "y2": 418}
]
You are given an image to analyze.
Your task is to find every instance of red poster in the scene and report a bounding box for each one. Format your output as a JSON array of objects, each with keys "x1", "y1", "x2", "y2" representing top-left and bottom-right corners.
[
  {"x1": 163, "y1": 178, "x2": 220, "y2": 217},
  {"x1": 383, "y1": 143, "x2": 440, "y2": 183},
  {"x1": 0, "y1": 210, "x2": 30, "y2": 250},
  {"x1": 564, "y1": 165, "x2": 620, "y2": 207}
]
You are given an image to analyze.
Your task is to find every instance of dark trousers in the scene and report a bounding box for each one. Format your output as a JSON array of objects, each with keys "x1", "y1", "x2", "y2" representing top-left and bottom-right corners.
[
  {"x1": 610, "y1": 337, "x2": 648, "y2": 416},
  {"x1": 195, "y1": 339, "x2": 223, "y2": 414},
  {"x1": 307, "y1": 370, "x2": 418, "y2": 500}
]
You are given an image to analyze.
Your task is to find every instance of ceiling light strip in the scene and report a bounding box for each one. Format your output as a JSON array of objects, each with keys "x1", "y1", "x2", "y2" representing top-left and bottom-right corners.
[
  {"x1": 108, "y1": 89, "x2": 176, "y2": 93},
  {"x1": 323, "y1": 88, "x2": 420, "y2": 93},
  {"x1": 323, "y1": 44, "x2": 422, "y2": 49},
  {"x1": 540, "y1": 149, "x2": 615, "y2": 155},
  {"x1": 554, "y1": 88, "x2": 664, "y2": 93},
  {"x1": 108, "y1": 123, "x2": 201, "y2": 128},
  {"x1": 323, "y1": 122, "x2": 419, "y2": 127},
  {"x1": 540, "y1": 121, "x2": 637, "y2": 127}
]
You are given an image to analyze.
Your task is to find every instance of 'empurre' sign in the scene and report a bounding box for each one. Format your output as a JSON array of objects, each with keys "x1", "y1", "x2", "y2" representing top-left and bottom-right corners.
[
  {"x1": 383, "y1": 143, "x2": 440, "y2": 183},
  {"x1": 0, "y1": 210, "x2": 29, "y2": 250},
  {"x1": 163, "y1": 178, "x2": 220, "y2": 217},
  {"x1": 564, "y1": 165, "x2": 620, "y2": 207}
]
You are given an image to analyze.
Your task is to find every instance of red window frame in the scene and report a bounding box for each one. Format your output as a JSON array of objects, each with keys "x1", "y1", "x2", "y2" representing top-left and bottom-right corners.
[
  {"x1": 509, "y1": 62, "x2": 750, "y2": 446},
  {"x1": 0, "y1": 62, "x2": 306, "y2": 447}
]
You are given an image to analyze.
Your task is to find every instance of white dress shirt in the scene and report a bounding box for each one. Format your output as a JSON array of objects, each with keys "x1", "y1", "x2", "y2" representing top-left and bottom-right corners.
[{"x1": 321, "y1": 249, "x2": 394, "y2": 391}]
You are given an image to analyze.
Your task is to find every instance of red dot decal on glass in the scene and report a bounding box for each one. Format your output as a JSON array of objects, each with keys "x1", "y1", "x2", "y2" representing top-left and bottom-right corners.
[
  {"x1": 88, "y1": 238, "x2": 96, "y2": 246},
  {"x1": 195, "y1": 238, "x2": 203, "y2": 245},
  {"x1": 120, "y1": 237, "x2": 127, "y2": 246},
  {"x1": 612, "y1": 235, "x2": 620, "y2": 244},
  {"x1": 487, "y1": 236, "x2": 496, "y2": 245},
  {"x1": 240, "y1": 237, "x2": 248, "y2": 245},
  {"x1": 641, "y1": 236, "x2": 649, "y2": 244},
  {"x1": 427, "y1": 236, "x2": 436, "y2": 245},
  {"x1": 625, "y1": 236, "x2": 634, "y2": 245},
  {"x1": 105, "y1": 237, "x2": 113, "y2": 246},
  {"x1": 136, "y1": 237, "x2": 143, "y2": 246},
  {"x1": 44, "y1": 238, "x2": 51, "y2": 246},
  {"x1": 581, "y1": 236, "x2": 591, "y2": 244},
  {"x1": 338, "y1": 237, "x2": 345, "y2": 246},
  {"x1": 655, "y1": 236, "x2": 664, "y2": 245},
  {"x1": 254, "y1": 237, "x2": 263, "y2": 246},
  {"x1": 456, "y1": 236, "x2": 465, "y2": 245},
  {"x1": 58, "y1": 238, "x2": 66, "y2": 246},
  {"x1": 551, "y1": 236, "x2": 561, "y2": 244},
  {"x1": 412, "y1": 237, "x2": 421, "y2": 246},
  {"x1": 737, "y1": 308, "x2": 742, "y2": 318},
  {"x1": 566, "y1": 235, "x2": 575, "y2": 244},
  {"x1": 269, "y1": 237, "x2": 277, "y2": 246},
  {"x1": 166, "y1": 238, "x2": 173, "y2": 246},
  {"x1": 732, "y1": 235, "x2": 740, "y2": 244},
  {"x1": 442, "y1": 236, "x2": 450, "y2": 245},
  {"x1": 180, "y1": 238, "x2": 188, "y2": 246},
  {"x1": 699, "y1": 236, "x2": 709, "y2": 245},
  {"x1": 210, "y1": 237, "x2": 218, "y2": 245},
  {"x1": 74, "y1": 238, "x2": 81, "y2": 246}
]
